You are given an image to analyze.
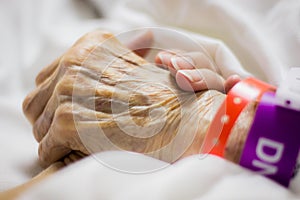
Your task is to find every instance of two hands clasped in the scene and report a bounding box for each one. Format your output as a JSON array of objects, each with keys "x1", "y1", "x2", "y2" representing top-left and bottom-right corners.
[
  {"x1": 23, "y1": 30, "x2": 250, "y2": 167},
  {"x1": 128, "y1": 30, "x2": 244, "y2": 93}
]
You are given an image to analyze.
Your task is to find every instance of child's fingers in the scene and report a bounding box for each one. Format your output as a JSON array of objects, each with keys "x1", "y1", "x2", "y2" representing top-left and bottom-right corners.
[
  {"x1": 171, "y1": 52, "x2": 220, "y2": 74},
  {"x1": 155, "y1": 51, "x2": 242, "y2": 93},
  {"x1": 156, "y1": 51, "x2": 221, "y2": 78},
  {"x1": 224, "y1": 74, "x2": 242, "y2": 93},
  {"x1": 125, "y1": 30, "x2": 154, "y2": 58},
  {"x1": 175, "y1": 69, "x2": 225, "y2": 92},
  {"x1": 157, "y1": 52, "x2": 176, "y2": 74},
  {"x1": 155, "y1": 50, "x2": 183, "y2": 71}
]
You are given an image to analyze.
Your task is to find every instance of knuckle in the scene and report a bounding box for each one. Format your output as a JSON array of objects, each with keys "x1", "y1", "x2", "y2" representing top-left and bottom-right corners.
[
  {"x1": 56, "y1": 30, "x2": 114, "y2": 70},
  {"x1": 60, "y1": 51, "x2": 82, "y2": 67},
  {"x1": 62, "y1": 30, "x2": 114, "y2": 67},
  {"x1": 55, "y1": 75, "x2": 76, "y2": 96},
  {"x1": 52, "y1": 103, "x2": 82, "y2": 150},
  {"x1": 53, "y1": 103, "x2": 74, "y2": 126},
  {"x1": 74, "y1": 30, "x2": 113, "y2": 47},
  {"x1": 52, "y1": 103, "x2": 77, "y2": 143}
]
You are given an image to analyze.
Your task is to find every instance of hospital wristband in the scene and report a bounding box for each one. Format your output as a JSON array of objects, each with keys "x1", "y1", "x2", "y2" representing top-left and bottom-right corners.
[
  {"x1": 240, "y1": 67, "x2": 300, "y2": 187},
  {"x1": 200, "y1": 77, "x2": 276, "y2": 157},
  {"x1": 239, "y1": 92, "x2": 300, "y2": 187}
]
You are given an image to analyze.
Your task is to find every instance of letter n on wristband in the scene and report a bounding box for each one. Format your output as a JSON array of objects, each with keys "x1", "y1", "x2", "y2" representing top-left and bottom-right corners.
[{"x1": 200, "y1": 77, "x2": 275, "y2": 157}]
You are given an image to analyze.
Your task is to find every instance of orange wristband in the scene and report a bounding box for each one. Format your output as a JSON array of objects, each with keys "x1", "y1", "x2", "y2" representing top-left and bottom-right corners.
[{"x1": 200, "y1": 77, "x2": 276, "y2": 157}]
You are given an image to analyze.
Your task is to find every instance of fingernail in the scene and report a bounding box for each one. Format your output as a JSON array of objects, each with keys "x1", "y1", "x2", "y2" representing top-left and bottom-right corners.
[
  {"x1": 178, "y1": 70, "x2": 195, "y2": 82},
  {"x1": 158, "y1": 53, "x2": 171, "y2": 68},
  {"x1": 158, "y1": 54, "x2": 165, "y2": 65},
  {"x1": 171, "y1": 56, "x2": 194, "y2": 70},
  {"x1": 230, "y1": 74, "x2": 241, "y2": 81},
  {"x1": 171, "y1": 57, "x2": 180, "y2": 70}
]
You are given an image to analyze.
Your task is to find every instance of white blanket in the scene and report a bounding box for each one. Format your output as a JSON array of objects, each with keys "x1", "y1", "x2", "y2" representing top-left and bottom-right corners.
[{"x1": 1, "y1": 0, "x2": 300, "y2": 199}]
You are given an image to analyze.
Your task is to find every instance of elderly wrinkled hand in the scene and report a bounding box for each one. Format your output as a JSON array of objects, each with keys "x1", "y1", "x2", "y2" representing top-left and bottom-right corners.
[
  {"x1": 22, "y1": 30, "x2": 216, "y2": 167},
  {"x1": 22, "y1": 30, "x2": 251, "y2": 168},
  {"x1": 22, "y1": 30, "x2": 160, "y2": 167}
]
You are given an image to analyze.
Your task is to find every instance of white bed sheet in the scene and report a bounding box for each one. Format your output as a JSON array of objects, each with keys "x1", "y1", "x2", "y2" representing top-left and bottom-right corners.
[{"x1": 1, "y1": 0, "x2": 300, "y2": 199}]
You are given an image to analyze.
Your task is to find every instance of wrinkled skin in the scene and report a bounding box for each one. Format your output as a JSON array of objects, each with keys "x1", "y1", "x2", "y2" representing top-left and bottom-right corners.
[{"x1": 23, "y1": 31, "x2": 254, "y2": 167}]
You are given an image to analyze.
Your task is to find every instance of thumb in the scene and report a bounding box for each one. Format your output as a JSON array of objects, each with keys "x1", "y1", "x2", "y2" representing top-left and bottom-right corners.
[{"x1": 125, "y1": 30, "x2": 154, "y2": 57}]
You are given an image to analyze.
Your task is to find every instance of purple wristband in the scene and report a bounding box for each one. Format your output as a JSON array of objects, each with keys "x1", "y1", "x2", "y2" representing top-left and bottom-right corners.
[{"x1": 240, "y1": 92, "x2": 300, "y2": 187}]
